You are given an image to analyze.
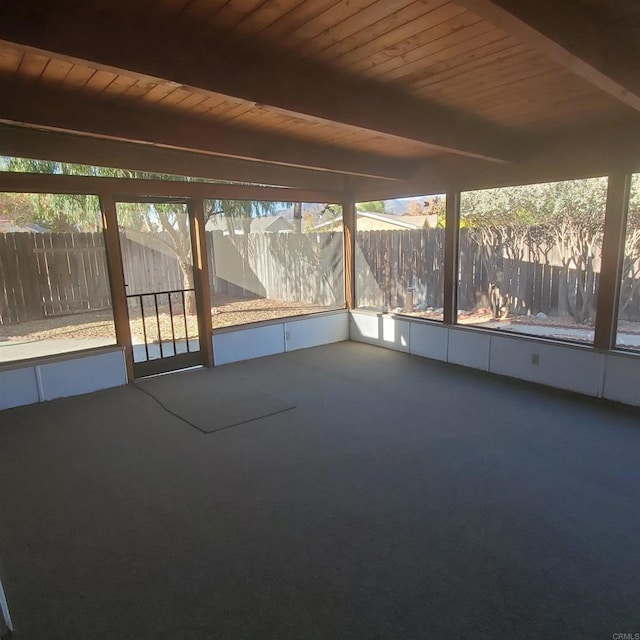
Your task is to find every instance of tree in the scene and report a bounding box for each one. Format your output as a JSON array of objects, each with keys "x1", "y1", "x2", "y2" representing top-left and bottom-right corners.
[
  {"x1": 406, "y1": 200, "x2": 424, "y2": 216},
  {"x1": 620, "y1": 178, "x2": 640, "y2": 319},
  {"x1": 302, "y1": 211, "x2": 315, "y2": 233},
  {"x1": 0, "y1": 156, "x2": 167, "y2": 231},
  {"x1": 302, "y1": 203, "x2": 342, "y2": 233},
  {"x1": 203, "y1": 199, "x2": 283, "y2": 234},
  {"x1": 149, "y1": 202, "x2": 197, "y2": 312},
  {"x1": 424, "y1": 195, "x2": 445, "y2": 219},
  {"x1": 537, "y1": 179, "x2": 607, "y2": 323},
  {"x1": 357, "y1": 200, "x2": 385, "y2": 214},
  {"x1": 0, "y1": 156, "x2": 291, "y2": 314},
  {"x1": 460, "y1": 178, "x2": 609, "y2": 323},
  {"x1": 0, "y1": 192, "x2": 38, "y2": 227},
  {"x1": 462, "y1": 186, "x2": 541, "y2": 311}
]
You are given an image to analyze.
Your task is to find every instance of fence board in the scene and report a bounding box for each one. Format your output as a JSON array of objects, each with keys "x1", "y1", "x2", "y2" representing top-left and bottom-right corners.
[
  {"x1": 1, "y1": 234, "x2": 21, "y2": 323},
  {"x1": 16, "y1": 233, "x2": 41, "y2": 319},
  {"x1": 0, "y1": 235, "x2": 15, "y2": 323}
]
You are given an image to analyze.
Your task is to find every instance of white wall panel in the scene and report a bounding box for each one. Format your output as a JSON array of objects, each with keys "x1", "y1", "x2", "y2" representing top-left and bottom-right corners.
[
  {"x1": 380, "y1": 316, "x2": 410, "y2": 352},
  {"x1": 349, "y1": 313, "x2": 410, "y2": 352},
  {"x1": 349, "y1": 312, "x2": 382, "y2": 343},
  {"x1": 0, "y1": 367, "x2": 40, "y2": 410},
  {"x1": 489, "y1": 335, "x2": 605, "y2": 397},
  {"x1": 447, "y1": 328, "x2": 490, "y2": 371},
  {"x1": 603, "y1": 353, "x2": 640, "y2": 406},
  {"x1": 213, "y1": 324, "x2": 285, "y2": 365},
  {"x1": 285, "y1": 312, "x2": 348, "y2": 352},
  {"x1": 38, "y1": 350, "x2": 127, "y2": 401},
  {"x1": 409, "y1": 322, "x2": 448, "y2": 361}
]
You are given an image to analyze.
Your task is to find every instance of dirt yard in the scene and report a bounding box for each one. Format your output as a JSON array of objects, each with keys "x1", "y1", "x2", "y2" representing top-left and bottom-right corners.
[
  {"x1": 402, "y1": 306, "x2": 640, "y2": 348},
  {"x1": 3, "y1": 298, "x2": 639, "y2": 352},
  {"x1": 0, "y1": 295, "x2": 342, "y2": 344}
]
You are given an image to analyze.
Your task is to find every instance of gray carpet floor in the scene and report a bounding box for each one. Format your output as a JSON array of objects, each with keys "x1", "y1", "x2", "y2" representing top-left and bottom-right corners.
[
  {"x1": 136, "y1": 369, "x2": 295, "y2": 433},
  {"x1": 0, "y1": 341, "x2": 639, "y2": 639}
]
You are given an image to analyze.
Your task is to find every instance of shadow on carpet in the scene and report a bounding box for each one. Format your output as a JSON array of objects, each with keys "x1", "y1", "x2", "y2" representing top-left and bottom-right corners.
[{"x1": 135, "y1": 369, "x2": 295, "y2": 433}]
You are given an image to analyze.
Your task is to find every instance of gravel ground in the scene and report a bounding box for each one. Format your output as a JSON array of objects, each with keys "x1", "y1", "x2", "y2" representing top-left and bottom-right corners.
[
  {"x1": 3, "y1": 299, "x2": 638, "y2": 350},
  {"x1": 0, "y1": 295, "x2": 342, "y2": 343},
  {"x1": 211, "y1": 296, "x2": 341, "y2": 330},
  {"x1": 403, "y1": 307, "x2": 640, "y2": 333},
  {"x1": 400, "y1": 307, "x2": 640, "y2": 349}
]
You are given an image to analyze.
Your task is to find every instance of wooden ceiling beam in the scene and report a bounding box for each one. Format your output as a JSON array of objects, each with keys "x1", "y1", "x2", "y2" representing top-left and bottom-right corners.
[
  {"x1": 0, "y1": 0, "x2": 518, "y2": 163},
  {"x1": 456, "y1": 0, "x2": 640, "y2": 112},
  {"x1": 353, "y1": 122, "x2": 640, "y2": 200},
  {"x1": 0, "y1": 76, "x2": 412, "y2": 180},
  {"x1": 0, "y1": 124, "x2": 346, "y2": 192},
  {"x1": 0, "y1": 171, "x2": 342, "y2": 203}
]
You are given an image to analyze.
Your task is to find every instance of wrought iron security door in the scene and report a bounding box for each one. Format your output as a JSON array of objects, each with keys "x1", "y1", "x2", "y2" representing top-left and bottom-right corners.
[{"x1": 115, "y1": 198, "x2": 205, "y2": 378}]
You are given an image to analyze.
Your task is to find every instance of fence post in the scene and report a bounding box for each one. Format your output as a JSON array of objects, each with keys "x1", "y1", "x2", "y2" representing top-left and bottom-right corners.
[
  {"x1": 443, "y1": 191, "x2": 460, "y2": 325},
  {"x1": 594, "y1": 173, "x2": 631, "y2": 351}
]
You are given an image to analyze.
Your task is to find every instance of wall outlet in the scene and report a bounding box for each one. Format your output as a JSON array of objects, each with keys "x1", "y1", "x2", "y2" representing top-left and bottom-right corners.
[{"x1": 531, "y1": 353, "x2": 540, "y2": 366}]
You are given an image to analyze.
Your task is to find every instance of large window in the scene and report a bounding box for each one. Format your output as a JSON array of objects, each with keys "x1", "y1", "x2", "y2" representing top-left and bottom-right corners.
[
  {"x1": 355, "y1": 195, "x2": 446, "y2": 320},
  {"x1": 0, "y1": 192, "x2": 116, "y2": 363},
  {"x1": 616, "y1": 173, "x2": 640, "y2": 352},
  {"x1": 204, "y1": 200, "x2": 344, "y2": 328},
  {"x1": 457, "y1": 178, "x2": 608, "y2": 344}
]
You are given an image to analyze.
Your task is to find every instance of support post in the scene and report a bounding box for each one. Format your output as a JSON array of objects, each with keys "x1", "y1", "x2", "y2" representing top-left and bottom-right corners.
[
  {"x1": 99, "y1": 193, "x2": 134, "y2": 381},
  {"x1": 594, "y1": 173, "x2": 631, "y2": 351},
  {"x1": 443, "y1": 191, "x2": 461, "y2": 325},
  {"x1": 189, "y1": 197, "x2": 214, "y2": 367},
  {"x1": 343, "y1": 197, "x2": 357, "y2": 310}
]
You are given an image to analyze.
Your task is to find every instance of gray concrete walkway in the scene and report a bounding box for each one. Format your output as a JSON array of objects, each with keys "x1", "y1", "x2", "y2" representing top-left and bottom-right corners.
[
  {"x1": 0, "y1": 337, "x2": 200, "y2": 363},
  {"x1": 0, "y1": 337, "x2": 116, "y2": 363}
]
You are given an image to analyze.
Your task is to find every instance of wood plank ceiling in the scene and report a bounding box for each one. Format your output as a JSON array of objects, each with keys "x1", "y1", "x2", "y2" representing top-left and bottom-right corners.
[{"x1": 0, "y1": 0, "x2": 638, "y2": 194}]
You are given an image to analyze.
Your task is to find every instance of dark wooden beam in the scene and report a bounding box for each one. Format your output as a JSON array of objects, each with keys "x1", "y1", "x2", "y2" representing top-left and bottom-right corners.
[
  {"x1": 0, "y1": 124, "x2": 346, "y2": 192},
  {"x1": 353, "y1": 122, "x2": 640, "y2": 200},
  {"x1": 0, "y1": 0, "x2": 518, "y2": 163},
  {"x1": 594, "y1": 173, "x2": 631, "y2": 351},
  {"x1": 456, "y1": 0, "x2": 640, "y2": 112},
  {"x1": 99, "y1": 193, "x2": 134, "y2": 381},
  {"x1": 0, "y1": 172, "x2": 342, "y2": 204},
  {"x1": 0, "y1": 77, "x2": 411, "y2": 180},
  {"x1": 188, "y1": 197, "x2": 214, "y2": 368},
  {"x1": 443, "y1": 191, "x2": 460, "y2": 325}
]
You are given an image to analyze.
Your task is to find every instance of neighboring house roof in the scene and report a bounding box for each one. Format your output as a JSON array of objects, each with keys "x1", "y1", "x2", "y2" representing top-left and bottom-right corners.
[
  {"x1": 205, "y1": 215, "x2": 293, "y2": 234},
  {"x1": 311, "y1": 211, "x2": 439, "y2": 232},
  {"x1": 0, "y1": 216, "x2": 46, "y2": 233},
  {"x1": 250, "y1": 216, "x2": 293, "y2": 233}
]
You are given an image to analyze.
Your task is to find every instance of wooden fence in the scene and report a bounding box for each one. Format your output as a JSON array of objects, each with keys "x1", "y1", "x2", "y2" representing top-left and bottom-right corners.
[
  {"x1": 206, "y1": 230, "x2": 344, "y2": 306},
  {"x1": 2, "y1": 228, "x2": 639, "y2": 325},
  {"x1": 120, "y1": 233, "x2": 184, "y2": 295},
  {"x1": 0, "y1": 230, "x2": 344, "y2": 325},
  {"x1": 355, "y1": 228, "x2": 571, "y2": 314},
  {"x1": 356, "y1": 229, "x2": 446, "y2": 310},
  {"x1": 355, "y1": 229, "x2": 611, "y2": 318},
  {"x1": 0, "y1": 232, "x2": 112, "y2": 324}
]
